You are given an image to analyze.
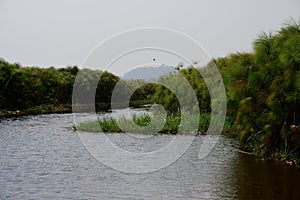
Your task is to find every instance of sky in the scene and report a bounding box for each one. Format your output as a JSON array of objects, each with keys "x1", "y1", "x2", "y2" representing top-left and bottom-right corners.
[{"x1": 0, "y1": 0, "x2": 299, "y2": 75}]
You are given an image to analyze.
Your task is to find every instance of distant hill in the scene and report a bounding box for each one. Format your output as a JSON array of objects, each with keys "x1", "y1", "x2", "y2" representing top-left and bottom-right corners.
[{"x1": 122, "y1": 64, "x2": 174, "y2": 82}]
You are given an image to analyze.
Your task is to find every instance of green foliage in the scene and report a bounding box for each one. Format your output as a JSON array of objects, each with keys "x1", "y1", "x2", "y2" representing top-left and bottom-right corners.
[
  {"x1": 0, "y1": 62, "x2": 124, "y2": 112},
  {"x1": 98, "y1": 117, "x2": 122, "y2": 132},
  {"x1": 133, "y1": 113, "x2": 151, "y2": 126},
  {"x1": 76, "y1": 112, "x2": 233, "y2": 135},
  {"x1": 0, "y1": 62, "x2": 79, "y2": 109},
  {"x1": 150, "y1": 67, "x2": 210, "y2": 114},
  {"x1": 215, "y1": 19, "x2": 300, "y2": 162},
  {"x1": 145, "y1": 19, "x2": 300, "y2": 162}
]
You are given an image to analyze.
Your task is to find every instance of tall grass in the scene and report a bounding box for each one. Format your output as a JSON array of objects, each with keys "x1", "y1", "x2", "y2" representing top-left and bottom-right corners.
[{"x1": 75, "y1": 113, "x2": 234, "y2": 135}]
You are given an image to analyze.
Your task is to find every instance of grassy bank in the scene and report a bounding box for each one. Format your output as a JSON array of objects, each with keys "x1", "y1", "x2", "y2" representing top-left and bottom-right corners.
[{"x1": 75, "y1": 113, "x2": 235, "y2": 135}]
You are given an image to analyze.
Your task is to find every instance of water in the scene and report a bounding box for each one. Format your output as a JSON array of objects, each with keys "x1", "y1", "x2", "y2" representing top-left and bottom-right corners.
[{"x1": 0, "y1": 113, "x2": 299, "y2": 199}]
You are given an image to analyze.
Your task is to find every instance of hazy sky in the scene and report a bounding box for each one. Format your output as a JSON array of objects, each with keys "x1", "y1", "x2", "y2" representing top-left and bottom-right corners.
[{"x1": 0, "y1": 0, "x2": 299, "y2": 72}]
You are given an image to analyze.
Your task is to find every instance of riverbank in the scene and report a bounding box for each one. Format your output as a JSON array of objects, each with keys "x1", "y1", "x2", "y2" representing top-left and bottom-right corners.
[
  {"x1": 0, "y1": 100, "x2": 151, "y2": 118},
  {"x1": 0, "y1": 104, "x2": 72, "y2": 118}
]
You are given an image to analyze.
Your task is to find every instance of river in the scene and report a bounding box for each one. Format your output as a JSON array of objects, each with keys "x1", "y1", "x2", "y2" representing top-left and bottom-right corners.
[{"x1": 1, "y1": 112, "x2": 300, "y2": 199}]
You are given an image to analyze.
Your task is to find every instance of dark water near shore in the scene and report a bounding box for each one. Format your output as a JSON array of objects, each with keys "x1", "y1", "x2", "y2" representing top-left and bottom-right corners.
[{"x1": 1, "y1": 113, "x2": 300, "y2": 199}]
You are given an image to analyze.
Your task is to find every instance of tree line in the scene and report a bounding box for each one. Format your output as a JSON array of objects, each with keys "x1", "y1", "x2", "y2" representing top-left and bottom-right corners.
[{"x1": 0, "y1": 60, "x2": 155, "y2": 111}]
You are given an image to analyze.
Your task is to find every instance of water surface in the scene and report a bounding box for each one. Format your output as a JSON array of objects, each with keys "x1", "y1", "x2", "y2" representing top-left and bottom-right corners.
[{"x1": 1, "y1": 113, "x2": 299, "y2": 199}]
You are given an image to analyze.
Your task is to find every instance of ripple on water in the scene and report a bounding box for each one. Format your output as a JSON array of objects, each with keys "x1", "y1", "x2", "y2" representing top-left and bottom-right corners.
[{"x1": 1, "y1": 113, "x2": 299, "y2": 199}]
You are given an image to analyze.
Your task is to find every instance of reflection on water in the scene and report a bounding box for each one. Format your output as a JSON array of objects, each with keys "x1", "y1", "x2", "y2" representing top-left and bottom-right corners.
[
  {"x1": 0, "y1": 113, "x2": 299, "y2": 199},
  {"x1": 236, "y1": 153, "x2": 300, "y2": 200}
]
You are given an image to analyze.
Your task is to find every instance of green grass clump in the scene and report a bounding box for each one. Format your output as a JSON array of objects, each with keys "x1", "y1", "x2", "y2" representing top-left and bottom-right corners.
[
  {"x1": 133, "y1": 113, "x2": 151, "y2": 126},
  {"x1": 98, "y1": 117, "x2": 122, "y2": 132},
  {"x1": 75, "y1": 112, "x2": 235, "y2": 135},
  {"x1": 160, "y1": 114, "x2": 181, "y2": 134},
  {"x1": 75, "y1": 120, "x2": 102, "y2": 132}
]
